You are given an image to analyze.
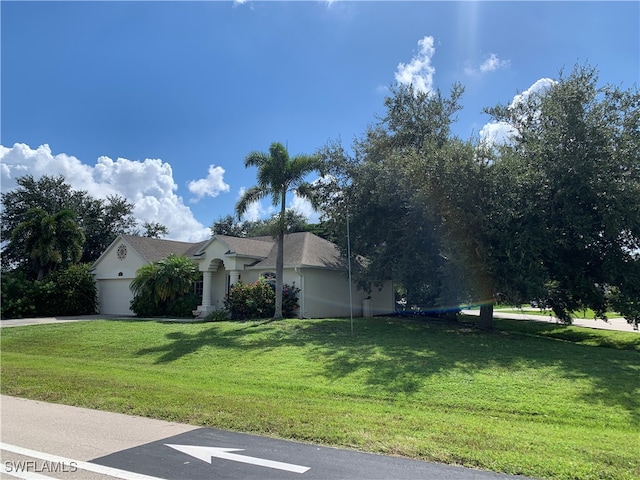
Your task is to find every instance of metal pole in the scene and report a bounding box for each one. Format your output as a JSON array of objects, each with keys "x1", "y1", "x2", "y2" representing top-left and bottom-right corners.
[{"x1": 347, "y1": 211, "x2": 353, "y2": 334}]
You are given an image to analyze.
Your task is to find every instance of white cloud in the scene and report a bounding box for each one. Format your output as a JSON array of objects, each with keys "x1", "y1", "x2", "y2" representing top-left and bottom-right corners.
[
  {"x1": 187, "y1": 165, "x2": 230, "y2": 203},
  {"x1": 465, "y1": 53, "x2": 509, "y2": 76},
  {"x1": 481, "y1": 53, "x2": 509, "y2": 73},
  {"x1": 509, "y1": 77, "x2": 556, "y2": 108},
  {"x1": 480, "y1": 77, "x2": 557, "y2": 147},
  {"x1": 236, "y1": 187, "x2": 269, "y2": 222},
  {"x1": 235, "y1": 186, "x2": 321, "y2": 224},
  {"x1": 479, "y1": 121, "x2": 517, "y2": 147},
  {"x1": 0, "y1": 143, "x2": 211, "y2": 242},
  {"x1": 395, "y1": 36, "x2": 436, "y2": 94},
  {"x1": 290, "y1": 193, "x2": 320, "y2": 224}
]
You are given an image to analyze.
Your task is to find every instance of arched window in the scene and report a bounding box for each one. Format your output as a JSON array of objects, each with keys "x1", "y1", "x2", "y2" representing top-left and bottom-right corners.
[{"x1": 262, "y1": 272, "x2": 276, "y2": 287}]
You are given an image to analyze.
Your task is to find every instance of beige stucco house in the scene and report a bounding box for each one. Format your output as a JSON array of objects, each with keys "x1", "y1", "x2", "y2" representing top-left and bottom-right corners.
[{"x1": 91, "y1": 232, "x2": 395, "y2": 318}]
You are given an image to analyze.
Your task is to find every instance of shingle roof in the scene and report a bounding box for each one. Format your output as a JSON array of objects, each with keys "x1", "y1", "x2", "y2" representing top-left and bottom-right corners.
[
  {"x1": 252, "y1": 232, "x2": 345, "y2": 269},
  {"x1": 121, "y1": 235, "x2": 208, "y2": 263},
  {"x1": 119, "y1": 232, "x2": 344, "y2": 269},
  {"x1": 214, "y1": 235, "x2": 276, "y2": 258}
]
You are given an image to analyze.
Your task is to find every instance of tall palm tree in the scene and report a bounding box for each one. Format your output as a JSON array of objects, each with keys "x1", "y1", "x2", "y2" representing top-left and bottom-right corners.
[{"x1": 236, "y1": 142, "x2": 320, "y2": 319}]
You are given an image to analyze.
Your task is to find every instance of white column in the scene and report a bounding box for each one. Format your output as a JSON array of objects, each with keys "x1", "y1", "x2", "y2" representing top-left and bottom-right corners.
[
  {"x1": 229, "y1": 270, "x2": 240, "y2": 286},
  {"x1": 202, "y1": 271, "x2": 213, "y2": 307}
]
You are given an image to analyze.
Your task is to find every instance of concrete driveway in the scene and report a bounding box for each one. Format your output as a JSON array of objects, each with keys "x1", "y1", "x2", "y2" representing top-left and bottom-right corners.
[{"x1": 0, "y1": 314, "x2": 130, "y2": 328}]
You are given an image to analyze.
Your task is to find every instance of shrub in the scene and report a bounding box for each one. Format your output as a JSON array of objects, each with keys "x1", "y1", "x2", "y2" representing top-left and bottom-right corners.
[
  {"x1": 1, "y1": 265, "x2": 97, "y2": 318},
  {"x1": 282, "y1": 283, "x2": 301, "y2": 317},
  {"x1": 224, "y1": 279, "x2": 274, "y2": 319},
  {"x1": 204, "y1": 309, "x2": 230, "y2": 322},
  {"x1": 130, "y1": 255, "x2": 200, "y2": 317},
  {"x1": 0, "y1": 270, "x2": 38, "y2": 319},
  {"x1": 166, "y1": 292, "x2": 200, "y2": 318},
  {"x1": 38, "y1": 264, "x2": 98, "y2": 316},
  {"x1": 130, "y1": 294, "x2": 161, "y2": 318},
  {"x1": 224, "y1": 278, "x2": 300, "y2": 320}
]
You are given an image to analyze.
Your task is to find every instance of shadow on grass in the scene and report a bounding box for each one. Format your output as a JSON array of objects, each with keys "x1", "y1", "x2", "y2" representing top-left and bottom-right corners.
[
  {"x1": 135, "y1": 316, "x2": 640, "y2": 423},
  {"x1": 489, "y1": 318, "x2": 640, "y2": 351}
]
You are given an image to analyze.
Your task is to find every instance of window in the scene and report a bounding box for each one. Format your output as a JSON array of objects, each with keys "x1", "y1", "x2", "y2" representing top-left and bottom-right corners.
[
  {"x1": 193, "y1": 276, "x2": 203, "y2": 298},
  {"x1": 262, "y1": 272, "x2": 276, "y2": 287}
]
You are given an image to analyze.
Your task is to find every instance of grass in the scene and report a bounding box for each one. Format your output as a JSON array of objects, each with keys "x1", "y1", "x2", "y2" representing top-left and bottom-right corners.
[{"x1": 1, "y1": 316, "x2": 639, "y2": 480}]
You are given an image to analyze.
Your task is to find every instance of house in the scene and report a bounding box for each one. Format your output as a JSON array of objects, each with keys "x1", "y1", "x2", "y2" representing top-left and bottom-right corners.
[{"x1": 91, "y1": 232, "x2": 395, "y2": 318}]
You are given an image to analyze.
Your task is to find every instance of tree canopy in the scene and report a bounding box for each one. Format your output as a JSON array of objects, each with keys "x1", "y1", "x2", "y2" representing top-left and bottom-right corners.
[
  {"x1": 1, "y1": 174, "x2": 167, "y2": 272},
  {"x1": 211, "y1": 210, "x2": 313, "y2": 238},
  {"x1": 11, "y1": 207, "x2": 85, "y2": 280},
  {"x1": 314, "y1": 65, "x2": 640, "y2": 329},
  {"x1": 483, "y1": 65, "x2": 640, "y2": 325}
]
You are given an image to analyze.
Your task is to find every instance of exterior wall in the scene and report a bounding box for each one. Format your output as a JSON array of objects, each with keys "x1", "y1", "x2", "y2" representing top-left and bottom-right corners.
[
  {"x1": 302, "y1": 269, "x2": 394, "y2": 318},
  {"x1": 298, "y1": 268, "x2": 364, "y2": 318},
  {"x1": 366, "y1": 280, "x2": 396, "y2": 316},
  {"x1": 248, "y1": 267, "x2": 395, "y2": 318}
]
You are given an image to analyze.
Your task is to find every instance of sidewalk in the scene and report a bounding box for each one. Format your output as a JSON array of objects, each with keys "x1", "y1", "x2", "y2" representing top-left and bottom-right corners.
[{"x1": 464, "y1": 308, "x2": 639, "y2": 333}]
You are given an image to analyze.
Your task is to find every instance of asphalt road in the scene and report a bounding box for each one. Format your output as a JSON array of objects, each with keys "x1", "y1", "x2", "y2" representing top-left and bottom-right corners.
[{"x1": 0, "y1": 396, "x2": 536, "y2": 480}]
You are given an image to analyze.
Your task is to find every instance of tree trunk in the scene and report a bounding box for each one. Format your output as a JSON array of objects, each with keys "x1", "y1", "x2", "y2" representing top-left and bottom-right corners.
[
  {"x1": 273, "y1": 194, "x2": 286, "y2": 320},
  {"x1": 478, "y1": 303, "x2": 493, "y2": 330}
]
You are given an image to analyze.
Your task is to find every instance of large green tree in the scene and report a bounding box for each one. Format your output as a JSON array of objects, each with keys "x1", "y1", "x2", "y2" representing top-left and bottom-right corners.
[
  {"x1": 315, "y1": 84, "x2": 478, "y2": 314},
  {"x1": 484, "y1": 65, "x2": 640, "y2": 326},
  {"x1": 1, "y1": 175, "x2": 166, "y2": 267},
  {"x1": 1, "y1": 175, "x2": 139, "y2": 267},
  {"x1": 236, "y1": 142, "x2": 320, "y2": 319}
]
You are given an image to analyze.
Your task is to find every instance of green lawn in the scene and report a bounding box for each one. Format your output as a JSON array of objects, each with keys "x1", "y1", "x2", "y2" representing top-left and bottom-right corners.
[{"x1": 1, "y1": 317, "x2": 639, "y2": 480}]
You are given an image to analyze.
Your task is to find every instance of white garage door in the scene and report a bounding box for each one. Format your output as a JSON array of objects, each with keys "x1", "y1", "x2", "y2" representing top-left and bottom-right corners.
[{"x1": 98, "y1": 279, "x2": 134, "y2": 316}]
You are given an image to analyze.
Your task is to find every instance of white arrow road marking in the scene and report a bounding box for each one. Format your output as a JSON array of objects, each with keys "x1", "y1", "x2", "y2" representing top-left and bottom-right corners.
[
  {"x1": 165, "y1": 444, "x2": 310, "y2": 474},
  {"x1": 0, "y1": 442, "x2": 169, "y2": 480}
]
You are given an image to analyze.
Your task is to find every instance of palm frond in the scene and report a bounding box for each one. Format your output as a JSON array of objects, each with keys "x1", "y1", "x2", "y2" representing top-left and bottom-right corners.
[
  {"x1": 235, "y1": 185, "x2": 269, "y2": 218},
  {"x1": 244, "y1": 151, "x2": 270, "y2": 169}
]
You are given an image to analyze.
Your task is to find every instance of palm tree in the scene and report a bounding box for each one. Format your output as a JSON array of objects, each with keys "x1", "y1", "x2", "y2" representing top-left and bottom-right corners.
[
  {"x1": 130, "y1": 255, "x2": 199, "y2": 314},
  {"x1": 155, "y1": 255, "x2": 199, "y2": 304},
  {"x1": 11, "y1": 208, "x2": 85, "y2": 280},
  {"x1": 236, "y1": 142, "x2": 320, "y2": 319},
  {"x1": 130, "y1": 262, "x2": 161, "y2": 307}
]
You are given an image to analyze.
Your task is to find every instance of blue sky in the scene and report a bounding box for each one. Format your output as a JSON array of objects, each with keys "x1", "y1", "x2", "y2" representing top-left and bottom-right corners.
[{"x1": 2, "y1": 1, "x2": 638, "y2": 241}]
